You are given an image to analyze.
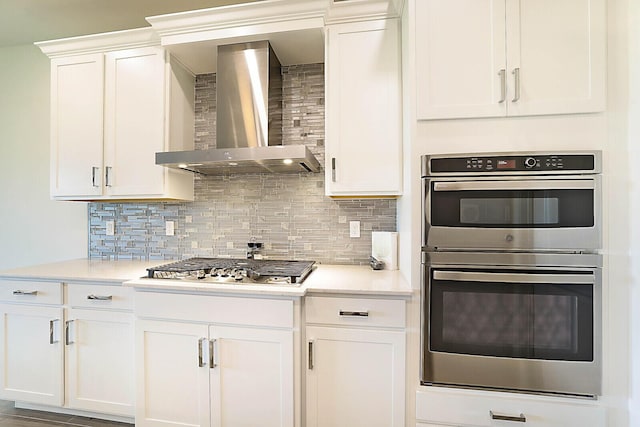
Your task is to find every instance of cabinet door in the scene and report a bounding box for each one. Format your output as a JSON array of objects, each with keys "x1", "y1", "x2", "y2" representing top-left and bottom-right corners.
[
  {"x1": 415, "y1": 0, "x2": 507, "y2": 119},
  {"x1": 209, "y1": 326, "x2": 294, "y2": 427},
  {"x1": 505, "y1": 0, "x2": 605, "y2": 116},
  {"x1": 325, "y1": 19, "x2": 402, "y2": 197},
  {"x1": 0, "y1": 304, "x2": 64, "y2": 406},
  {"x1": 65, "y1": 308, "x2": 134, "y2": 416},
  {"x1": 136, "y1": 320, "x2": 210, "y2": 427},
  {"x1": 306, "y1": 326, "x2": 405, "y2": 427},
  {"x1": 50, "y1": 54, "x2": 104, "y2": 198},
  {"x1": 104, "y1": 47, "x2": 167, "y2": 197}
]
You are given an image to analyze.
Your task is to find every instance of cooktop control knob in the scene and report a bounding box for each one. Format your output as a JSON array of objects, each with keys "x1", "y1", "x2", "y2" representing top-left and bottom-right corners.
[{"x1": 524, "y1": 157, "x2": 537, "y2": 168}]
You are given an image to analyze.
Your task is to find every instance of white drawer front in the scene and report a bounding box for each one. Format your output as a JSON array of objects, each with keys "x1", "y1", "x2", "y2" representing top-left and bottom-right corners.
[
  {"x1": 305, "y1": 296, "x2": 405, "y2": 328},
  {"x1": 67, "y1": 284, "x2": 133, "y2": 310},
  {"x1": 0, "y1": 280, "x2": 63, "y2": 305},
  {"x1": 416, "y1": 388, "x2": 605, "y2": 427},
  {"x1": 135, "y1": 291, "x2": 294, "y2": 328}
]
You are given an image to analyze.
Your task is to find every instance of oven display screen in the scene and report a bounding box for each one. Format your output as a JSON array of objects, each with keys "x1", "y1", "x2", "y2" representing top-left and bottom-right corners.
[{"x1": 497, "y1": 159, "x2": 516, "y2": 169}]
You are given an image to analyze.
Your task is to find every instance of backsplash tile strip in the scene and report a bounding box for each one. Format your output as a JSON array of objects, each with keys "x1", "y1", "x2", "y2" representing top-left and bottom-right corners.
[{"x1": 89, "y1": 64, "x2": 396, "y2": 265}]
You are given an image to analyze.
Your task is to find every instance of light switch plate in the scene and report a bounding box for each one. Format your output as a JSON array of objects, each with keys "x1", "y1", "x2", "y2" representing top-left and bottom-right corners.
[
  {"x1": 165, "y1": 221, "x2": 175, "y2": 236},
  {"x1": 106, "y1": 220, "x2": 115, "y2": 236}
]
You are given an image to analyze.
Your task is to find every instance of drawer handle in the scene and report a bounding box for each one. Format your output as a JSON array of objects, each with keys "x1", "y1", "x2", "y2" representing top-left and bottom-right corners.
[
  {"x1": 490, "y1": 411, "x2": 526, "y2": 423},
  {"x1": 13, "y1": 290, "x2": 38, "y2": 296},
  {"x1": 87, "y1": 294, "x2": 113, "y2": 301},
  {"x1": 339, "y1": 310, "x2": 369, "y2": 317}
]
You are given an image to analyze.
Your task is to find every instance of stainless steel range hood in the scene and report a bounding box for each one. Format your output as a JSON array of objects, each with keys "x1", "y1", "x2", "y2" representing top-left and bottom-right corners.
[{"x1": 156, "y1": 41, "x2": 320, "y2": 175}]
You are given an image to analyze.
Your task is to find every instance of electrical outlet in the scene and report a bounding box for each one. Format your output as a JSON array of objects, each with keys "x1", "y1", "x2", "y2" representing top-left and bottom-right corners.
[
  {"x1": 165, "y1": 221, "x2": 175, "y2": 236},
  {"x1": 105, "y1": 220, "x2": 115, "y2": 236},
  {"x1": 349, "y1": 221, "x2": 361, "y2": 238}
]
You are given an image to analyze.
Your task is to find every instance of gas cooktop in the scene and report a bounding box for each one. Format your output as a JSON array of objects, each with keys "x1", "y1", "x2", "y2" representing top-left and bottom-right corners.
[{"x1": 146, "y1": 258, "x2": 315, "y2": 286}]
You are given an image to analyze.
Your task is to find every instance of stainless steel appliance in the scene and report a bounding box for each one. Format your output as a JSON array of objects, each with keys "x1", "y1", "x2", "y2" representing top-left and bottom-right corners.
[
  {"x1": 422, "y1": 151, "x2": 601, "y2": 252},
  {"x1": 420, "y1": 151, "x2": 602, "y2": 398},
  {"x1": 155, "y1": 41, "x2": 320, "y2": 175},
  {"x1": 147, "y1": 258, "x2": 315, "y2": 286}
]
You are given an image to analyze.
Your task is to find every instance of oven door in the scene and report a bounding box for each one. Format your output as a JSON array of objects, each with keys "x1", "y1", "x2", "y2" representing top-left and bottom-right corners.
[
  {"x1": 423, "y1": 176, "x2": 601, "y2": 251},
  {"x1": 421, "y1": 255, "x2": 602, "y2": 397}
]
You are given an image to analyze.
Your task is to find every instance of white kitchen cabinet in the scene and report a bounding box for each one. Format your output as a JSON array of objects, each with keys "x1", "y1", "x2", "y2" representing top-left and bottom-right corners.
[
  {"x1": 325, "y1": 18, "x2": 402, "y2": 197},
  {"x1": 0, "y1": 279, "x2": 135, "y2": 419},
  {"x1": 211, "y1": 325, "x2": 293, "y2": 427},
  {"x1": 134, "y1": 292, "x2": 297, "y2": 427},
  {"x1": 415, "y1": 0, "x2": 606, "y2": 120},
  {"x1": 135, "y1": 320, "x2": 210, "y2": 427},
  {"x1": 49, "y1": 53, "x2": 105, "y2": 198},
  {"x1": 305, "y1": 296, "x2": 406, "y2": 427},
  {"x1": 415, "y1": 388, "x2": 605, "y2": 427},
  {"x1": 41, "y1": 28, "x2": 194, "y2": 201},
  {"x1": 65, "y1": 283, "x2": 135, "y2": 417},
  {"x1": 0, "y1": 281, "x2": 64, "y2": 406}
]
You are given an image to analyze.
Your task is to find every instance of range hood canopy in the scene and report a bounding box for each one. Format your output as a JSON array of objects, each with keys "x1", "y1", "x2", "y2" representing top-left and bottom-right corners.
[{"x1": 156, "y1": 40, "x2": 320, "y2": 175}]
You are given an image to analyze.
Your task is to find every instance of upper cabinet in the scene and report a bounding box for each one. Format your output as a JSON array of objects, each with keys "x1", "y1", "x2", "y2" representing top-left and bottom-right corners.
[
  {"x1": 37, "y1": 29, "x2": 195, "y2": 201},
  {"x1": 324, "y1": 18, "x2": 403, "y2": 197},
  {"x1": 415, "y1": 0, "x2": 606, "y2": 120}
]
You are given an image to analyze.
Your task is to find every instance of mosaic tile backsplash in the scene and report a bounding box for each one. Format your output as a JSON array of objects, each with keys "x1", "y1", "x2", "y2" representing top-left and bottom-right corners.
[{"x1": 89, "y1": 64, "x2": 397, "y2": 265}]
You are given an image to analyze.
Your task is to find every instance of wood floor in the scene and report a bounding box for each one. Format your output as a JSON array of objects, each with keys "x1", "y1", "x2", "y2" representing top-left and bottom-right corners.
[{"x1": 0, "y1": 401, "x2": 132, "y2": 427}]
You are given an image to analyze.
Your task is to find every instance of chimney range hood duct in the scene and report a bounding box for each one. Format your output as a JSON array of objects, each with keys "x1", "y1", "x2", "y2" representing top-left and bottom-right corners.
[{"x1": 156, "y1": 41, "x2": 320, "y2": 175}]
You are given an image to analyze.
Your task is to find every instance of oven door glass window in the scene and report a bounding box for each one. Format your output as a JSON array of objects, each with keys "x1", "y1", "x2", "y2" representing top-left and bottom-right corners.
[
  {"x1": 428, "y1": 270, "x2": 594, "y2": 361},
  {"x1": 430, "y1": 187, "x2": 594, "y2": 228}
]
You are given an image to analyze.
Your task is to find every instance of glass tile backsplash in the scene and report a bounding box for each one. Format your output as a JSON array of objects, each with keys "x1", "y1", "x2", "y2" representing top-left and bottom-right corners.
[{"x1": 88, "y1": 64, "x2": 397, "y2": 264}]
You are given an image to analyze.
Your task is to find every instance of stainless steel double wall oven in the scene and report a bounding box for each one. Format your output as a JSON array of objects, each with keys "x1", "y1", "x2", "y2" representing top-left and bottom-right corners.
[{"x1": 421, "y1": 151, "x2": 602, "y2": 397}]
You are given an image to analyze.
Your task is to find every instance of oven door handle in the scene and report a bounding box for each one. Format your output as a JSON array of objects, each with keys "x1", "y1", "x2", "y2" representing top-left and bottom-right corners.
[
  {"x1": 433, "y1": 270, "x2": 595, "y2": 285},
  {"x1": 432, "y1": 179, "x2": 595, "y2": 192}
]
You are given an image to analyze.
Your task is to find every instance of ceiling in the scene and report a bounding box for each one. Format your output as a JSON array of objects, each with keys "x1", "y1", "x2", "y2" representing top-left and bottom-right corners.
[{"x1": 0, "y1": 0, "x2": 261, "y2": 48}]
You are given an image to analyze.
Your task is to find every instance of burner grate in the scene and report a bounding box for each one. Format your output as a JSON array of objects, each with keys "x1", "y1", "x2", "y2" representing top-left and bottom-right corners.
[{"x1": 147, "y1": 258, "x2": 315, "y2": 284}]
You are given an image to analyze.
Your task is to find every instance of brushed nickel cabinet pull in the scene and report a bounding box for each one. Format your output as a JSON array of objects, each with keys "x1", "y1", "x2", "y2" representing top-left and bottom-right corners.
[
  {"x1": 87, "y1": 294, "x2": 113, "y2": 301},
  {"x1": 498, "y1": 69, "x2": 506, "y2": 103},
  {"x1": 308, "y1": 340, "x2": 314, "y2": 370},
  {"x1": 512, "y1": 67, "x2": 521, "y2": 102},
  {"x1": 331, "y1": 158, "x2": 336, "y2": 182},
  {"x1": 65, "y1": 320, "x2": 74, "y2": 345},
  {"x1": 13, "y1": 290, "x2": 38, "y2": 296},
  {"x1": 198, "y1": 337, "x2": 206, "y2": 367},
  {"x1": 49, "y1": 319, "x2": 59, "y2": 344},
  {"x1": 209, "y1": 339, "x2": 217, "y2": 369},
  {"x1": 339, "y1": 310, "x2": 369, "y2": 317},
  {"x1": 92, "y1": 166, "x2": 100, "y2": 187},
  {"x1": 490, "y1": 411, "x2": 526, "y2": 423},
  {"x1": 105, "y1": 166, "x2": 113, "y2": 187}
]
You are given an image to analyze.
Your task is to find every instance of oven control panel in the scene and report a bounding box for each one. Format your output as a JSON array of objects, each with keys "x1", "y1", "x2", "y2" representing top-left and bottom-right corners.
[{"x1": 428, "y1": 154, "x2": 596, "y2": 174}]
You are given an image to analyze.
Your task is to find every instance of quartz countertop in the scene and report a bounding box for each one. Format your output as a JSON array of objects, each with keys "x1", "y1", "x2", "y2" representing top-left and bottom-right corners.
[
  {"x1": 0, "y1": 259, "x2": 412, "y2": 297},
  {"x1": 0, "y1": 258, "x2": 164, "y2": 285}
]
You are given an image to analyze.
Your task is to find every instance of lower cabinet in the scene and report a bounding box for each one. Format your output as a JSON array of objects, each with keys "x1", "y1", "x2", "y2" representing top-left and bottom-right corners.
[
  {"x1": 0, "y1": 280, "x2": 135, "y2": 419},
  {"x1": 305, "y1": 295, "x2": 407, "y2": 427},
  {"x1": 0, "y1": 303, "x2": 64, "y2": 406},
  {"x1": 134, "y1": 292, "x2": 297, "y2": 427},
  {"x1": 65, "y1": 308, "x2": 134, "y2": 416}
]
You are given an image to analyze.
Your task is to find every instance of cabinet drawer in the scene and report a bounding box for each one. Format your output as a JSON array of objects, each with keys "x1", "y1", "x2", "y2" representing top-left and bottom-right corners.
[
  {"x1": 416, "y1": 388, "x2": 605, "y2": 427},
  {"x1": 67, "y1": 284, "x2": 133, "y2": 310},
  {"x1": 0, "y1": 280, "x2": 62, "y2": 305},
  {"x1": 305, "y1": 296, "x2": 405, "y2": 328}
]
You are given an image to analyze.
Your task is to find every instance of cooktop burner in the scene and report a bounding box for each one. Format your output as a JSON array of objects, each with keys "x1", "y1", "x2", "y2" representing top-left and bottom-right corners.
[{"x1": 146, "y1": 258, "x2": 315, "y2": 286}]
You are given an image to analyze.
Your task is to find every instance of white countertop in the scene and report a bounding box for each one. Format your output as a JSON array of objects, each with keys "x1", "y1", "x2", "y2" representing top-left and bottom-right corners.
[
  {"x1": 0, "y1": 258, "x2": 164, "y2": 284},
  {"x1": 0, "y1": 259, "x2": 412, "y2": 297}
]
